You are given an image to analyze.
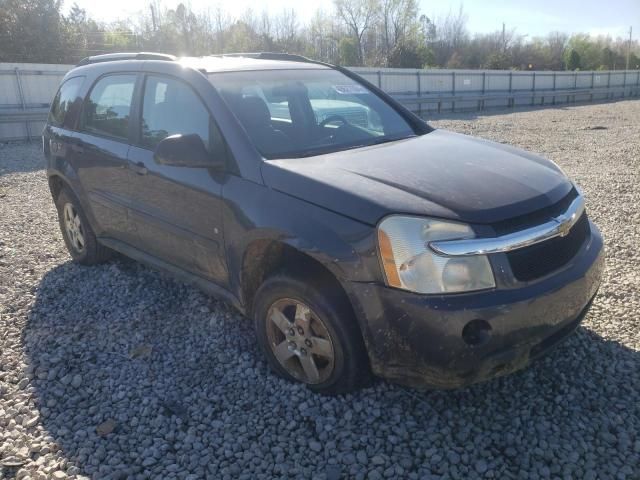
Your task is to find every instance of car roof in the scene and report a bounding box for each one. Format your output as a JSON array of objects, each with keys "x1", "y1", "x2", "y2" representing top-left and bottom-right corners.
[
  {"x1": 179, "y1": 56, "x2": 331, "y2": 73},
  {"x1": 74, "y1": 52, "x2": 332, "y2": 74}
]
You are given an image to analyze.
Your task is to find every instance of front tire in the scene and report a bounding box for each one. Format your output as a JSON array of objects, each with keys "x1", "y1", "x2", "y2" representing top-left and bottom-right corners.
[
  {"x1": 55, "y1": 188, "x2": 112, "y2": 265},
  {"x1": 253, "y1": 273, "x2": 371, "y2": 395}
]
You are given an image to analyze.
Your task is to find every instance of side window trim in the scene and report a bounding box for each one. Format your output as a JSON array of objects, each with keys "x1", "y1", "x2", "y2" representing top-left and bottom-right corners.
[
  {"x1": 78, "y1": 72, "x2": 142, "y2": 144},
  {"x1": 129, "y1": 73, "x2": 145, "y2": 146}
]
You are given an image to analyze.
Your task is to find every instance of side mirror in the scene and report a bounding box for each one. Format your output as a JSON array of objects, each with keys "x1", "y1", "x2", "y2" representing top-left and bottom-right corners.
[{"x1": 154, "y1": 134, "x2": 223, "y2": 169}]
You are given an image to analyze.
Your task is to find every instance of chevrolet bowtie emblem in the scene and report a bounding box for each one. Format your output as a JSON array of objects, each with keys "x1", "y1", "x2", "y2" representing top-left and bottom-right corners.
[{"x1": 554, "y1": 213, "x2": 574, "y2": 237}]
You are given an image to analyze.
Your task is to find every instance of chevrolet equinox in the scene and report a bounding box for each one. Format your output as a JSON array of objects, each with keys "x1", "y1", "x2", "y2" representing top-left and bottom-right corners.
[{"x1": 43, "y1": 52, "x2": 604, "y2": 394}]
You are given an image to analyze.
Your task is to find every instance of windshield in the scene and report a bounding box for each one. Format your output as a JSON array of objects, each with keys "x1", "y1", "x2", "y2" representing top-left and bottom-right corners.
[{"x1": 208, "y1": 68, "x2": 417, "y2": 159}]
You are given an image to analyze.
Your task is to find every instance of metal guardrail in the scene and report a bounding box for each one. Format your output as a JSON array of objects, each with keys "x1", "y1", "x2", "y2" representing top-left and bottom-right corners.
[
  {"x1": 0, "y1": 68, "x2": 68, "y2": 141},
  {"x1": 1, "y1": 65, "x2": 639, "y2": 141},
  {"x1": 396, "y1": 86, "x2": 640, "y2": 115},
  {"x1": 352, "y1": 68, "x2": 640, "y2": 116},
  {"x1": 0, "y1": 108, "x2": 50, "y2": 124}
]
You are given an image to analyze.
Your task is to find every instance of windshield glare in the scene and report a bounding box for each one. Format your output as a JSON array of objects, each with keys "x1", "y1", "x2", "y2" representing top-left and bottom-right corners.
[{"x1": 208, "y1": 68, "x2": 417, "y2": 159}]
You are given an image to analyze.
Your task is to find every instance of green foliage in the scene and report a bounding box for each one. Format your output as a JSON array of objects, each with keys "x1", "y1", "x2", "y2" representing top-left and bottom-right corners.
[
  {"x1": 0, "y1": 0, "x2": 66, "y2": 62},
  {"x1": 338, "y1": 37, "x2": 359, "y2": 66},
  {"x1": 388, "y1": 41, "x2": 432, "y2": 68},
  {"x1": 485, "y1": 52, "x2": 511, "y2": 70},
  {"x1": 0, "y1": 0, "x2": 638, "y2": 70},
  {"x1": 564, "y1": 34, "x2": 629, "y2": 70},
  {"x1": 565, "y1": 49, "x2": 581, "y2": 71},
  {"x1": 224, "y1": 22, "x2": 260, "y2": 54}
]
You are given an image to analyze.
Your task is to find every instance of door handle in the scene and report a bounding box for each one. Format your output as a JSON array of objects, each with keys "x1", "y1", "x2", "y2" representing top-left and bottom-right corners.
[{"x1": 129, "y1": 161, "x2": 148, "y2": 175}]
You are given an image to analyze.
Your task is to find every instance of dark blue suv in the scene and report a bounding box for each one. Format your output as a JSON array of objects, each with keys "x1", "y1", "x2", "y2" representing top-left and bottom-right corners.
[{"x1": 44, "y1": 52, "x2": 604, "y2": 394}]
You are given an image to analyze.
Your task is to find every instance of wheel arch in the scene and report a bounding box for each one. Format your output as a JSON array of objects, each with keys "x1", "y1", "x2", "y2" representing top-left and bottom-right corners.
[
  {"x1": 47, "y1": 171, "x2": 101, "y2": 235},
  {"x1": 47, "y1": 169, "x2": 83, "y2": 203},
  {"x1": 48, "y1": 173, "x2": 67, "y2": 201},
  {"x1": 240, "y1": 238, "x2": 353, "y2": 319}
]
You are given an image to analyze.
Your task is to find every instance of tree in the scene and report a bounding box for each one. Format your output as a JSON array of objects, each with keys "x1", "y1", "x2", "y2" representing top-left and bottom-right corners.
[
  {"x1": 446, "y1": 51, "x2": 464, "y2": 68},
  {"x1": 566, "y1": 34, "x2": 609, "y2": 70},
  {"x1": 546, "y1": 32, "x2": 568, "y2": 70},
  {"x1": 0, "y1": 0, "x2": 66, "y2": 62},
  {"x1": 565, "y1": 48, "x2": 581, "y2": 70},
  {"x1": 334, "y1": 0, "x2": 378, "y2": 65},
  {"x1": 485, "y1": 52, "x2": 511, "y2": 70},
  {"x1": 419, "y1": 14, "x2": 436, "y2": 44},
  {"x1": 431, "y1": 5, "x2": 469, "y2": 66},
  {"x1": 211, "y1": 6, "x2": 232, "y2": 53},
  {"x1": 62, "y1": 3, "x2": 106, "y2": 62},
  {"x1": 225, "y1": 20, "x2": 262, "y2": 53},
  {"x1": 338, "y1": 37, "x2": 360, "y2": 65},
  {"x1": 387, "y1": 41, "x2": 432, "y2": 68},
  {"x1": 0, "y1": 0, "x2": 638, "y2": 70},
  {"x1": 306, "y1": 9, "x2": 340, "y2": 64},
  {"x1": 379, "y1": 0, "x2": 419, "y2": 64},
  {"x1": 274, "y1": 9, "x2": 301, "y2": 52}
]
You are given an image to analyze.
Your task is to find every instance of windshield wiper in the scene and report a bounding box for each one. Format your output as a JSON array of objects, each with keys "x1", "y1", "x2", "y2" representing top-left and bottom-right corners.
[
  {"x1": 274, "y1": 134, "x2": 416, "y2": 159},
  {"x1": 365, "y1": 134, "x2": 416, "y2": 147}
]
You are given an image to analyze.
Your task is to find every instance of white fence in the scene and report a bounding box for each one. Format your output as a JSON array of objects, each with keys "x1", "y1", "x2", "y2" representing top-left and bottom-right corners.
[{"x1": 1, "y1": 63, "x2": 639, "y2": 141}]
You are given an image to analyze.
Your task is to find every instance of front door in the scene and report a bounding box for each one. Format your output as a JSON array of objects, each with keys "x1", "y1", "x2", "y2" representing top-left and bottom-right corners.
[{"x1": 126, "y1": 74, "x2": 229, "y2": 286}]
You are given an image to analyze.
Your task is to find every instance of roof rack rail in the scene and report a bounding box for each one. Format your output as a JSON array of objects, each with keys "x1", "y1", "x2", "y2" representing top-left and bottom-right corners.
[
  {"x1": 210, "y1": 52, "x2": 312, "y2": 63},
  {"x1": 76, "y1": 52, "x2": 176, "y2": 67}
]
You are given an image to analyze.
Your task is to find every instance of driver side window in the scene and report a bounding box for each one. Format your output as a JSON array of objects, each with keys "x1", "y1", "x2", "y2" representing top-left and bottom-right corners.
[{"x1": 141, "y1": 75, "x2": 221, "y2": 152}]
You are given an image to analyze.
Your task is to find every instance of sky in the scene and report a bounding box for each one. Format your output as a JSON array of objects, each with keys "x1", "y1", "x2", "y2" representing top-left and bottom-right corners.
[{"x1": 66, "y1": 0, "x2": 639, "y2": 40}]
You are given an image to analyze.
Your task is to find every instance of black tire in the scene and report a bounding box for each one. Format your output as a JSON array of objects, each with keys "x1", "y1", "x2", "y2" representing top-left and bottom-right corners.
[
  {"x1": 253, "y1": 273, "x2": 371, "y2": 395},
  {"x1": 55, "y1": 187, "x2": 113, "y2": 265}
]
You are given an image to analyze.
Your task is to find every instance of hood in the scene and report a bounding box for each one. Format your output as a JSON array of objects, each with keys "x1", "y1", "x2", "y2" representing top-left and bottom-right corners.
[{"x1": 261, "y1": 129, "x2": 573, "y2": 226}]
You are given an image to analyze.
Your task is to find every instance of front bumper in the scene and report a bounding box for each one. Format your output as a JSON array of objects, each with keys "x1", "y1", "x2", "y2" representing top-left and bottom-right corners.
[{"x1": 347, "y1": 222, "x2": 604, "y2": 389}]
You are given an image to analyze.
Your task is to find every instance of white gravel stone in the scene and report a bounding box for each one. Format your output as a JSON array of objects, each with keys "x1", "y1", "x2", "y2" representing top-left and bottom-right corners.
[{"x1": 0, "y1": 101, "x2": 639, "y2": 479}]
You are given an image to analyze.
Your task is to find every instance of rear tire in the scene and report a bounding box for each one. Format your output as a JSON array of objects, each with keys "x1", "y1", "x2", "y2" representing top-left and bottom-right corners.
[
  {"x1": 55, "y1": 187, "x2": 112, "y2": 265},
  {"x1": 253, "y1": 273, "x2": 371, "y2": 395}
]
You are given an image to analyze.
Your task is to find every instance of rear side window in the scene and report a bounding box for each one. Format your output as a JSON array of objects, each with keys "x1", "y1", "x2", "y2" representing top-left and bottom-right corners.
[
  {"x1": 141, "y1": 75, "x2": 213, "y2": 150},
  {"x1": 48, "y1": 76, "x2": 84, "y2": 127},
  {"x1": 82, "y1": 74, "x2": 136, "y2": 140}
]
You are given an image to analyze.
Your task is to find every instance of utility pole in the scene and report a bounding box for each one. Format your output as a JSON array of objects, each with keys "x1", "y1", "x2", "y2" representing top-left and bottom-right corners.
[
  {"x1": 150, "y1": 3, "x2": 157, "y2": 31},
  {"x1": 625, "y1": 26, "x2": 633, "y2": 70}
]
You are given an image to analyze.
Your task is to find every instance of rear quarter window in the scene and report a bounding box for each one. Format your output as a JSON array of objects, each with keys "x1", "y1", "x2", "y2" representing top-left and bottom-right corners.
[{"x1": 48, "y1": 76, "x2": 85, "y2": 128}]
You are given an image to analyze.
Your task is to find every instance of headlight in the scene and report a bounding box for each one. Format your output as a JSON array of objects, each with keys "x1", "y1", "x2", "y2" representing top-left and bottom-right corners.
[{"x1": 377, "y1": 216, "x2": 495, "y2": 294}]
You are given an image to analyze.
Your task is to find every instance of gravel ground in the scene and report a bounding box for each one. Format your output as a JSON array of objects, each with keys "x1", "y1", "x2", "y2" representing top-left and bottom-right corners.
[{"x1": 1, "y1": 100, "x2": 639, "y2": 480}]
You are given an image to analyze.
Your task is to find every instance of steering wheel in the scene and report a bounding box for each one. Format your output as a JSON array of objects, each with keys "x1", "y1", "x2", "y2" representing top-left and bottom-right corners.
[{"x1": 319, "y1": 114, "x2": 350, "y2": 128}]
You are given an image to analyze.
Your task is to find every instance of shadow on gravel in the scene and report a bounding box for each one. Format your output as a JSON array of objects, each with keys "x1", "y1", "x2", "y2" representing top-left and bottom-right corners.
[{"x1": 22, "y1": 259, "x2": 640, "y2": 478}]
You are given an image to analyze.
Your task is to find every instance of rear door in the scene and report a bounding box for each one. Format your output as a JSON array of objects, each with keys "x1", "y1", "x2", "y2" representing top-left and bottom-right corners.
[
  {"x1": 44, "y1": 75, "x2": 86, "y2": 198},
  {"x1": 44, "y1": 75, "x2": 85, "y2": 158},
  {"x1": 126, "y1": 74, "x2": 229, "y2": 285},
  {"x1": 73, "y1": 73, "x2": 139, "y2": 244}
]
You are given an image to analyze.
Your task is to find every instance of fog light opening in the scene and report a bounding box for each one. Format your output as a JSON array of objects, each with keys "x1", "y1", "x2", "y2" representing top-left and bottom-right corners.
[{"x1": 462, "y1": 319, "x2": 492, "y2": 347}]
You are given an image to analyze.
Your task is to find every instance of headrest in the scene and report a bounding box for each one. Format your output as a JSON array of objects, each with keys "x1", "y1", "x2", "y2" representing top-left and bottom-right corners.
[{"x1": 237, "y1": 96, "x2": 272, "y2": 128}]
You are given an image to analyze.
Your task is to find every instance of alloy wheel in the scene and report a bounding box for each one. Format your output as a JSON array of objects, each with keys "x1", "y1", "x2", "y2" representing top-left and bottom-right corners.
[
  {"x1": 63, "y1": 203, "x2": 86, "y2": 253},
  {"x1": 265, "y1": 298, "x2": 335, "y2": 384}
]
